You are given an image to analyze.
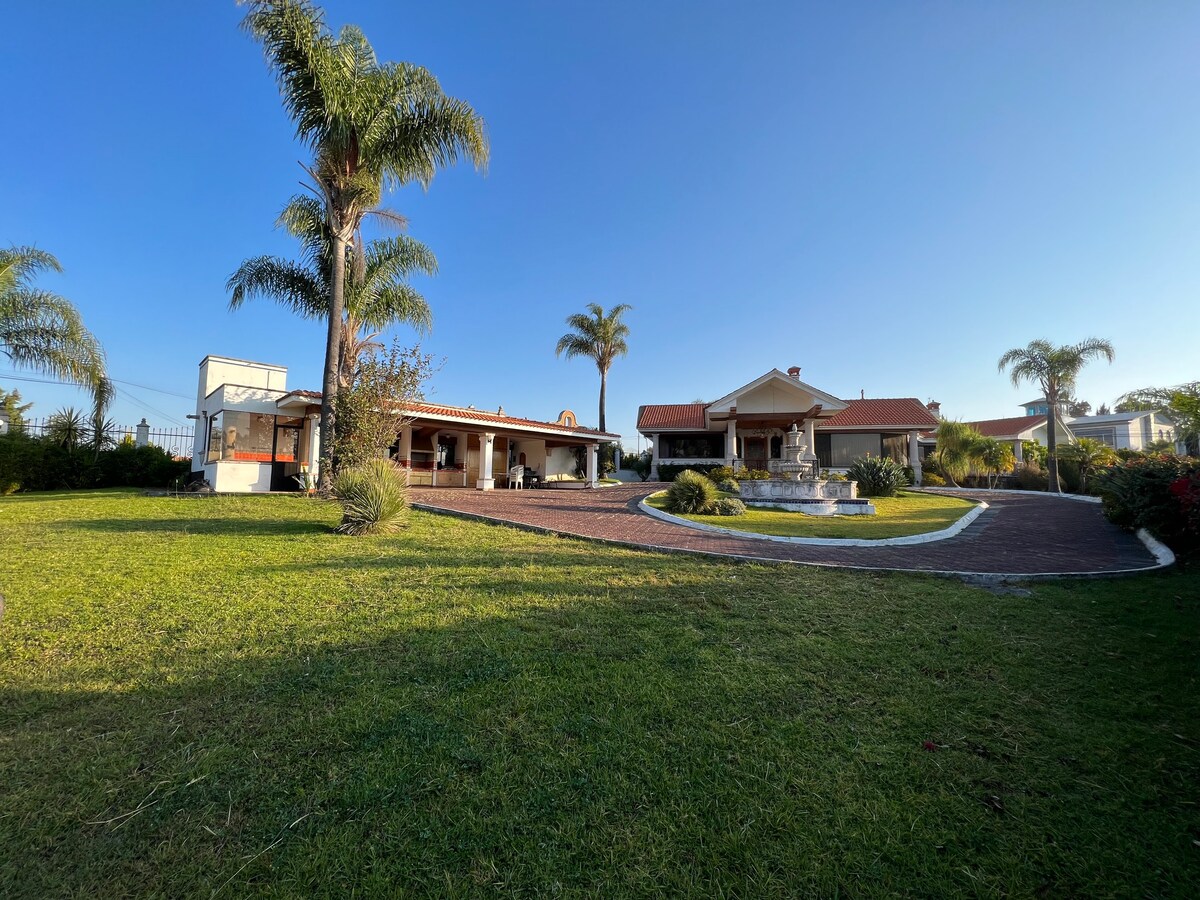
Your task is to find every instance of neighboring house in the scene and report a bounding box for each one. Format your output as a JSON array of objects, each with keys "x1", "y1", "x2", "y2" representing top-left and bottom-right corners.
[
  {"x1": 636, "y1": 367, "x2": 939, "y2": 482},
  {"x1": 1064, "y1": 410, "x2": 1180, "y2": 452},
  {"x1": 191, "y1": 355, "x2": 618, "y2": 492},
  {"x1": 966, "y1": 414, "x2": 1075, "y2": 463},
  {"x1": 1021, "y1": 397, "x2": 1072, "y2": 417}
]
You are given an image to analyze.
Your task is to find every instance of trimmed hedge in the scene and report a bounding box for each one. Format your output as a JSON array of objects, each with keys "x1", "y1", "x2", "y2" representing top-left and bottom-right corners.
[{"x1": 0, "y1": 433, "x2": 190, "y2": 494}]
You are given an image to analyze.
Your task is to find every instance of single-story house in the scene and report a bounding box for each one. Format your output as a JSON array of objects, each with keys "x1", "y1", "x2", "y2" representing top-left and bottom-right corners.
[
  {"x1": 190, "y1": 355, "x2": 619, "y2": 492},
  {"x1": 966, "y1": 414, "x2": 1075, "y2": 463},
  {"x1": 636, "y1": 367, "x2": 939, "y2": 483},
  {"x1": 1063, "y1": 410, "x2": 1181, "y2": 452}
]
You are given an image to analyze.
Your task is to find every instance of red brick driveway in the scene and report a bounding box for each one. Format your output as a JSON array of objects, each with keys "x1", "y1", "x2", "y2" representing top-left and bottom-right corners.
[{"x1": 409, "y1": 484, "x2": 1160, "y2": 577}]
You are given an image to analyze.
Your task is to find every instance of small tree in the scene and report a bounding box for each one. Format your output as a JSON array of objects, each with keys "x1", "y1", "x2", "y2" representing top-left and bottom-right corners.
[
  {"x1": 0, "y1": 388, "x2": 32, "y2": 431},
  {"x1": 629, "y1": 449, "x2": 653, "y2": 482},
  {"x1": 978, "y1": 439, "x2": 1016, "y2": 488},
  {"x1": 1059, "y1": 438, "x2": 1119, "y2": 493},
  {"x1": 934, "y1": 420, "x2": 986, "y2": 487},
  {"x1": 1021, "y1": 439, "x2": 1048, "y2": 469},
  {"x1": 334, "y1": 341, "x2": 436, "y2": 471}
]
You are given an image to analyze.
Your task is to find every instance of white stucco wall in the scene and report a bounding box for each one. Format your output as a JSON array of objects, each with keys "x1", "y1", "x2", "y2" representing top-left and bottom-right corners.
[{"x1": 205, "y1": 461, "x2": 273, "y2": 493}]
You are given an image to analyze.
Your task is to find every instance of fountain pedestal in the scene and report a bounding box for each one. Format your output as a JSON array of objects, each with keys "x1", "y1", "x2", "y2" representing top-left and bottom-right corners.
[{"x1": 738, "y1": 423, "x2": 876, "y2": 516}]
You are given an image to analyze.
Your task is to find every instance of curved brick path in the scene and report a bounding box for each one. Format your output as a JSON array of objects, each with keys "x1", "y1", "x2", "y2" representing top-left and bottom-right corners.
[{"x1": 409, "y1": 484, "x2": 1158, "y2": 577}]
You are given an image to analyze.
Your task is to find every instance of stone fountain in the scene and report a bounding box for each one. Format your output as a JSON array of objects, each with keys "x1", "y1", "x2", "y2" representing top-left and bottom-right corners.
[{"x1": 738, "y1": 423, "x2": 875, "y2": 516}]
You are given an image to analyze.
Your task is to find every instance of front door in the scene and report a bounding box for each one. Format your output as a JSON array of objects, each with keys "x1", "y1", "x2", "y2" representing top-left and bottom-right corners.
[
  {"x1": 270, "y1": 425, "x2": 302, "y2": 491},
  {"x1": 744, "y1": 437, "x2": 768, "y2": 472}
]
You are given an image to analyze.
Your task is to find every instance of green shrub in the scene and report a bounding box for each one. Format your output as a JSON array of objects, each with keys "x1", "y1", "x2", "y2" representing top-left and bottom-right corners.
[
  {"x1": 664, "y1": 469, "x2": 718, "y2": 514},
  {"x1": 922, "y1": 472, "x2": 947, "y2": 487},
  {"x1": 737, "y1": 468, "x2": 772, "y2": 481},
  {"x1": 96, "y1": 444, "x2": 190, "y2": 489},
  {"x1": 1096, "y1": 456, "x2": 1200, "y2": 551},
  {"x1": 1014, "y1": 464, "x2": 1048, "y2": 491},
  {"x1": 628, "y1": 451, "x2": 653, "y2": 482},
  {"x1": 846, "y1": 456, "x2": 909, "y2": 498},
  {"x1": 707, "y1": 465, "x2": 737, "y2": 482},
  {"x1": 716, "y1": 477, "x2": 740, "y2": 493},
  {"x1": 333, "y1": 459, "x2": 409, "y2": 535},
  {"x1": 656, "y1": 463, "x2": 723, "y2": 482},
  {"x1": 820, "y1": 470, "x2": 848, "y2": 482},
  {"x1": 710, "y1": 497, "x2": 746, "y2": 516}
]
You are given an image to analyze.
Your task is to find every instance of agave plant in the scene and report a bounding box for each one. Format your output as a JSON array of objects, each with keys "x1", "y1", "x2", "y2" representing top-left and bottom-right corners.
[{"x1": 332, "y1": 458, "x2": 409, "y2": 535}]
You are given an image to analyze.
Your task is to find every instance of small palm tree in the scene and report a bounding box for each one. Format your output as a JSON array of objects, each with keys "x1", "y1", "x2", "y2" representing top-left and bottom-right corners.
[
  {"x1": 242, "y1": 0, "x2": 487, "y2": 488},
  {"x1": 228, "y1": 196, "x2": 436, "y2": 390},
  {"x1": 555, "y1": 303, "x2": 632, "y2": 433},
  {"x1": 1, "y1": 246, "x2": 110, "y2": 406},
  {"x1": 998, "y1": 338, "x2": 1115, "y2": 492},
  {"x1": 934, "y1": 420, "x2": 986, "y2": 487},
  {"x1": 46, "y1": 407, "x2": 89, "y2": 451},
  {"x1": 1058, "y1": 437, "x2": 1119, "y2": 493}
]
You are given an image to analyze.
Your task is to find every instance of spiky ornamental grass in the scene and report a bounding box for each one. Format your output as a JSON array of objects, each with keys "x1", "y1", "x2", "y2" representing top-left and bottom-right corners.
[
  {"x1": 333, "y1": 458, "x2": 409, "y2": 535},
  {"x1": 665, "y1": 468, "x2": 718, "y2": 514}
]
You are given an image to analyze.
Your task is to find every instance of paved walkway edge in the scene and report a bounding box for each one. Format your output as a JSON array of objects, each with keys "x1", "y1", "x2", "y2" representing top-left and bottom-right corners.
[
  {"x1": 411, "y1": 501, "x2": 1176, "y2": 582},
  {"x1": 1136, "y1": 528, "x2": 1177, "y2": 568},
  {"x1": 637, "y1": 492, "x2": 988, "y2": 547}
]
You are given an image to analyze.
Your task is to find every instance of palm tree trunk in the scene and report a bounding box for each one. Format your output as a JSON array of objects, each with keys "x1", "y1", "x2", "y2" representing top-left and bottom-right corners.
[
  {"x1": 318, "y1": 231, "x2": 349, "y2": 492},
  {"x1": 1046, "y1": 392, "x2": 1061, "y2": 493},
  {"x1": 598, "y1": 369, "x2": 607, "y2": 433}
]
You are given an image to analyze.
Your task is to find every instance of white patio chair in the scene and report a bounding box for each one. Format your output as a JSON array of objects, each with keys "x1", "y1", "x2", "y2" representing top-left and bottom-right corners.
[{"x1": 507, "y1": 464, "x2": 525, "y2": 489}]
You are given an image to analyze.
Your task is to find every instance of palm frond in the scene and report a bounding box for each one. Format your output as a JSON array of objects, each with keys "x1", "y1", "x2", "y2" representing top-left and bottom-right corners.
[{"x1": 226, "y1": 256, "x2": 326, "y2": 318}]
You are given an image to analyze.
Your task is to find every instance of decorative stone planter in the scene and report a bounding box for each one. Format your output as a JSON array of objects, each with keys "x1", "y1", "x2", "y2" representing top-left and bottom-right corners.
[{"x1": 736, "y1": 422, "x2": 877, "y2": 515}]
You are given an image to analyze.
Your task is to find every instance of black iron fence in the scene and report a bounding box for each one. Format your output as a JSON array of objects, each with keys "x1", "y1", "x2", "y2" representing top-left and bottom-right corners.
[{"x1": 10, "y1": 418, "x2": 195, "y2": 460}]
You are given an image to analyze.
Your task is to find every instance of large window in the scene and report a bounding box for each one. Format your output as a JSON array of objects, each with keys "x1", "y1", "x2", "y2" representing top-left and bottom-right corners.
[
  {"x1": 663, "y1": 433, "x2": 724, "y2": 459},
  {"x1": 206, "y1": 412, "x2": 285, "y2": 463},
  {"x1": 815, "y1": 433, "x2": 884, "y2": 467}
]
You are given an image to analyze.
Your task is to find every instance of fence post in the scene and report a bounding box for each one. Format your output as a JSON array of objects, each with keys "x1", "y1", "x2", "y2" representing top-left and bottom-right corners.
[{"x1": 135, "y1": 418, "x2": 150, "y2": 447}]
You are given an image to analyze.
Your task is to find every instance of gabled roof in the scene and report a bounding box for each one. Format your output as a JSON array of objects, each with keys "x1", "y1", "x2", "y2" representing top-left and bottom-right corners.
[
  {"x1": 820, "y1": 398, "x2": 939, "y2": 429},
  {"x1": 706, "y1": 369, "x2": 847, "y2": 415},
  {"x1": 637, "y1": 403, "x2": 708, "y2": 430},
  {"x1": 969, "y1": 415, "x2": 1047, "y2": 438}
]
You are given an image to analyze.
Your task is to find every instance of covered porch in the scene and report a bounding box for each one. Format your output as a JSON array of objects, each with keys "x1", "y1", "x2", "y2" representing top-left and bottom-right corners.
[{"x1": 393, "y1": 404, "x2": 619, "y2": 490}]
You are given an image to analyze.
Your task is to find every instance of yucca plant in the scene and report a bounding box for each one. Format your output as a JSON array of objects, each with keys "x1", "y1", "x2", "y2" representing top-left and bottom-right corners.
[
  {"x1": 846, "y1": 456, "x2": 909, "y2": 497},
  {"x1": 665, "y1": 469, "x2": 718, "y2": 514},
  {"x1": 332, "y1": 458, "x2": 409, "y2": 535}
]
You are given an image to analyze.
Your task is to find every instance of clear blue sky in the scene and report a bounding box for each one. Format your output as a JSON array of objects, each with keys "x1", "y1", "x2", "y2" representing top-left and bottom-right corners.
[{"x1": 3, "y1": 1, "x2": 1199, "y2": 447}]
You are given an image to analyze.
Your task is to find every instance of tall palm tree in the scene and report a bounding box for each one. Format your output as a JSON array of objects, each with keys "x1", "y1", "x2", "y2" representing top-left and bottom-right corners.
[
  {"x1": 228, "y1": 196, "x2": 437, "y2": 390},
  {"x1": 1, "y1": 245, "x2": 112, "y2": 411},
  {"x1": 555, "y1": 303, "x2": 632, "y2": 433},
  {"x1": 998, "y1": 338, "x2": 1115, "y2": 492},
  {"x1": 242, "y1": 0, "x2": 487, "y2": 488}
]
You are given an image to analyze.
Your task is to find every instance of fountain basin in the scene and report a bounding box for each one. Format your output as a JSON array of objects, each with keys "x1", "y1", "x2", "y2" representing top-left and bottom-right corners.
[{"x1": 739, "y1": 478, "x2": 876, "y2": 515}]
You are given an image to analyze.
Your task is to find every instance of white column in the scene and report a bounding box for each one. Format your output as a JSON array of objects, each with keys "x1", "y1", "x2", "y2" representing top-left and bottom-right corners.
[
  {"x1": 804, "y1": 419, "x2": 817, "y2": 460},
  {"x1": 726, "y1": 419, "x2": 737, "y2": 466},
  {"x1": 908, "y1": 430, "x2": 922, "y2": 485},
  {"x1": 476, "y1": 432, "x2": 495, "y2": 490},
  {"x1": 1013, "y1": 440, "x2": 1024, "y2": 463},
  {"x1": 306, "y1": 414, "x2": 320, "y2": 484},
  {"x1": 586, "y1": 443, "x2": 599, "y2": 486},
  {"x1": 399, "y1": 426, "x2": 412, "y2": 466},
  {"x1": 649, "y1": 432, "x2": 660, "y2": 480},
  {"x1": 135, "y1": 418, "x2": 150, "y2": 447}
]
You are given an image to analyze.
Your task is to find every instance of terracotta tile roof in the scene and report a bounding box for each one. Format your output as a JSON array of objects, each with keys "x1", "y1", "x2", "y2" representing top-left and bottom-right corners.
[
  {"x1": 278, "y1": 389, "x2": 322, "y2": 401},
  {"x1": 968, "y1": 415, "x2": 1047, "y2": 438},
  {"x1": 819, "y1": 398, "x2": 939, "y2": 429},
  {"x1": 405, "y1": 401, "x2": 617, "y2": 438},
  {"x1": 637, "y1": 403, "x2": 709, "y2": 430},
  {"x1": 278, "y1": 391, "x2": 617, "y2": 438}
]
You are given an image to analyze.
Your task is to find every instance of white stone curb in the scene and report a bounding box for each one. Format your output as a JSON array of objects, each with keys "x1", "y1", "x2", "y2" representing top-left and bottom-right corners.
[
  {"x1": 914, "y1": 486, "x2": 1101, "y2": 504},
  {"x1": 1136, "y1": 528, "x2": 1177, "y2": 568},
  {"x1": 638, "y1": 491, "x2": 988, "y2": 547}
]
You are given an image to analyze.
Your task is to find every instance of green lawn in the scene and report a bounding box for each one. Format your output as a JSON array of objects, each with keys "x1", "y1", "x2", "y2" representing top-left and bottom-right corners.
[
  {"x1": 647, "y1": 489, "x2": 977, "y2": 539},
  {"x1": 1, "y1": 490, "x2": 1198, "y2": 897}
]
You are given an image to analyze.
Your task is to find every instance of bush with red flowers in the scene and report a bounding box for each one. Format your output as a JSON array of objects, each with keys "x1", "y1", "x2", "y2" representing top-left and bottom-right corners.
[{"x1": 1096, "y1": 455, "x2": 1200, "y2": 552}]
